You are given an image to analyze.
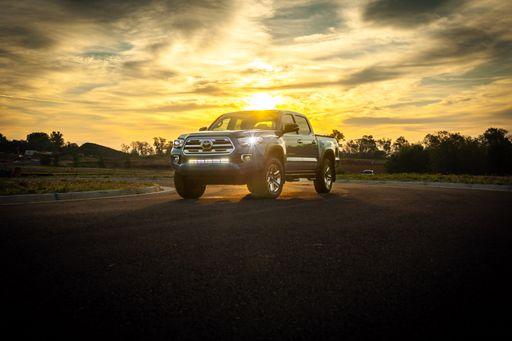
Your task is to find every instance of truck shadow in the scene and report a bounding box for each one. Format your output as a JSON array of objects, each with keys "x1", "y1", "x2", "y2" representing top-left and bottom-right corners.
[{"x1": 238, "y1": 192, "x2": 342, "y2": 201}]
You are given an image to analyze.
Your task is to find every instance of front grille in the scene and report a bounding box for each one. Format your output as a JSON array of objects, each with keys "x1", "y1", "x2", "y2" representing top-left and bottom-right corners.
[{"x1": 183, "y1": 137, "x2": 235, "y2": 155}]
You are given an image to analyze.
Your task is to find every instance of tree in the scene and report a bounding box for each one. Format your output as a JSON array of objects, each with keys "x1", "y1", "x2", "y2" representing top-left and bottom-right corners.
[
  {"x1": 329, "y1": 130, "x2": 345, "y2": 144},
  {"x1": 130, "y1": 141, "x2": 154, "y2": 156},
  {"x1": 0, "y1": 133, "x2": 8, "y2": 152},
  {"x1": 423, "y1": 131, "x2": 485, "y2": 174},
  {"x1": 164, "y1": 140, "x2": 173, "y2": 155},
  {"x1": 153, "y1": 137, "x2": 167, "y2": 156},
  {"x1": 377, "y1": 138, "x2": 392, "y2": 157},
  {"x1": 27, "y1": 132, "x2": 51, "y2": 151},
  {"x1": 121, "y1": 144, "x2": 130, "y2": 154},
  {"x1": 49, "y1": 131, "x2": 64, "y2": 150},
  {"x1": 356, "y1": 135, "x2": 379, "y2": 159},
  {"x1": 480, "y1": 128, "x2": 512, "y2": 174},
  {"x1": 62, "y1": 142, "x2": 80, "y2": 166},
  {"x1": 130, "y1": 142, "x2": 139, "y2": 156},
  {"x1": 342, "y1": 139, "x2": 359, "y2": 157},
  {"x1": 386, "y1": 144, "x2": 429, "y2": 173},
  {"x1": 63, "y1": 142, "x2": 79, "y2": 154},
  {"x1": 392, "y1": 136, "x2": 409, "y2": 153}
]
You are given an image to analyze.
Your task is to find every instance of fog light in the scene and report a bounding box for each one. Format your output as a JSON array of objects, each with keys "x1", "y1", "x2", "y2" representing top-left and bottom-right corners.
[
  {"x1": 172, "y1": 155, "x2": 180, "y2": 164},
  {"x1": 241, "y1": 154, "x2": 252, "y2": 162}
]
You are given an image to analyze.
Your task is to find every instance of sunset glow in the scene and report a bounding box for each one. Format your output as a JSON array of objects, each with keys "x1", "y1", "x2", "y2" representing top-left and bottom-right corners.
[
  {"x1": 245, "y1": 93, "x2": 283, "y2": 110},
  {"x1": 0, "y1": 0, "x2": 511, "y2": 148}
]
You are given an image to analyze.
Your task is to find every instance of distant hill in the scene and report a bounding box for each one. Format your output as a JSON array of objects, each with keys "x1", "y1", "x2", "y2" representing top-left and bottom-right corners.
[{"x1": 79, "y1": 143, "x2": 125, "y2": 159}]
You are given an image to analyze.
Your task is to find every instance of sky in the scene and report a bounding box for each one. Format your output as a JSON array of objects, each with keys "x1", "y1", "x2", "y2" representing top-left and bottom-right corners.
[{"x1": 1, "y1": 0, "x2": 511, "y2": 148}]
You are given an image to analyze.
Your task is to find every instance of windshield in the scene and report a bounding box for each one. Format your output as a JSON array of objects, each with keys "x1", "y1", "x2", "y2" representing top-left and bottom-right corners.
[{"x1": 209, "y1": 111, "x2": 278, "y2": 131}]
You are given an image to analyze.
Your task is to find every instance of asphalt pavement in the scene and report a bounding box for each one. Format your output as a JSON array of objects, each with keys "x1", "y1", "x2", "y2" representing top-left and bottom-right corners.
[{"x1": 2, "y1": 182, "x2": 511, "y2": 339}]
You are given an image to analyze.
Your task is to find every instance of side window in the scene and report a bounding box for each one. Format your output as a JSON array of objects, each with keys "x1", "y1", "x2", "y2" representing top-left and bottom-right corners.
[
  {"x1": 295, "y1": 116, "x2": 311, "y2": 135},
  {"x1": 282, "y1": 114, "x2": 296, "y2": 134}
]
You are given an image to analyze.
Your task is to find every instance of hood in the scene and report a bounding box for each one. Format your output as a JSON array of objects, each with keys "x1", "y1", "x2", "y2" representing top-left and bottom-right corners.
[{"x1": 178, "y1": 130, "x2": 277, "y2": 140}]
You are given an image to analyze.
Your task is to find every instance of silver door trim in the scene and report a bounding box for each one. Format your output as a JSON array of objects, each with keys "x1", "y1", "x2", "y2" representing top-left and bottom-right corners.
[{"x1": 286, "y1": 156, "x2": 317, "y2": 162}]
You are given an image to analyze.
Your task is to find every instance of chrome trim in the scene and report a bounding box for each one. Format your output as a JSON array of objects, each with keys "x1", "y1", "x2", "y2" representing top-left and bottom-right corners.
[
  {"x1": 183, "y1": 136, "x2": 235, "y2": 155},
  {"x1": 286, "y1": 156, "x2": 317, "y2": 162}
]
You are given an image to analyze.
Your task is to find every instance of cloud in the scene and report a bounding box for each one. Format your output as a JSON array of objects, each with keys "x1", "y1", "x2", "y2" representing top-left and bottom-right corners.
[
  {"x1": 66, "y1": 83, "x2": 113, "y2": 95},
  {"x1": 121, "y1": 60, "x2": 178, "y2": 80},
  {"x1": 416, "y1": 25, "x2": 512, "y2": 87},
  {"x1": 343, "y1": 113, "x2": 466, "y2": 126},
  {"x1": 493, "y1": 108, "x2": 512, "y2": 119},
  {"x1": 383, "y1": 100, "x2": 441, "y2": 109},
  {"x1": 418, "y1": 26, "x2": 510, "y2": 64},
  {"x1": 249, "y1": 65, "x2": 403, "y2": 90},
  {"x1": 0, "y1": 26, "x2": 55, "y2": 50},
  {"x1": 341, "y1": 66, "x2": 402, "y2": 85},
  {"x1": 363, "y1": 0, "x2": 462, "y2": 27},
  {"x1": 139, "y1": 102, "x2": 229, "y2": 113},
  {"x1": 264, "y1": 1, "x2": 341, "y2": 41}
]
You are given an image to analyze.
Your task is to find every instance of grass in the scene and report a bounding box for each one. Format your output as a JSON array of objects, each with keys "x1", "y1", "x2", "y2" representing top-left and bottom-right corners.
[
  {"x1": 337, "y1": 173, "x2": 512, "y2": 185},
  {"x1": 0, "y1": 178, "x2": 155, "y2": 195},
  {"x1": 13, "y1": 165, "x2": 172, "y2": 179}
]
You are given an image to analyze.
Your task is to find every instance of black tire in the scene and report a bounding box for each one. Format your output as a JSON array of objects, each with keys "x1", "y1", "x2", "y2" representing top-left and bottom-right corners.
[
  {"x1": 314, "y1": 156, "x2": 334, "y2": 193},
  {"x1": 247, "y1": 181, "x2": 255, "y2": 194},
  {"x1": 174, "y1": 173, "x2": 206, "y2": 199},
  {"x1": 248, "y1": 157, "x2": 284, "y2": 198}
]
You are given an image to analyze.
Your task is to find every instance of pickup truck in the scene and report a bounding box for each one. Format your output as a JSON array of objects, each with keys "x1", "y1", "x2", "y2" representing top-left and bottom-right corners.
[{"x1": 170, "y1": 110, "x2": 340, "y2": 199}]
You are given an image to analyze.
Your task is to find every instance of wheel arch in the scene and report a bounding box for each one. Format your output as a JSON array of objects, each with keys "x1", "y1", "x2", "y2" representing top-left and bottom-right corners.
[
  {"x1": 321, "y1": 149, "x2": 336, "y2": 181},
  {"x1": 266, "y1": 145, "x2": 285, "y2": 168}
]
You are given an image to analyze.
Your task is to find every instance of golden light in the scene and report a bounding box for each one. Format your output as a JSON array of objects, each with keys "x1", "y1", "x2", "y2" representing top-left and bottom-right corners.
[{"x1": 244, "y1": 93, "x2": 283, "y2": 110}]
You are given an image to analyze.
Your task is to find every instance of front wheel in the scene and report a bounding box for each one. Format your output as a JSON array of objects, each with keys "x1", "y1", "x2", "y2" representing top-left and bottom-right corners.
[
  {"x1": 248, "y1": 157, "x2": 284, "y2": 198},
  {"x1": 174, "y1": 174, "x2": 206, "y2": 199},
  {"x1": 314, "y1": 157, "x2": 334, "y2": 193}
]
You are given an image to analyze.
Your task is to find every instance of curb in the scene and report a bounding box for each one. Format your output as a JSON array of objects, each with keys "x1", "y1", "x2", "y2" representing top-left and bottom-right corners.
[
  {"x1": 0, "y1": 186, "x2": 174, "y2": 205},
  {"x1": 335, "y1": 179, "x2": 512, "y2": 192}
]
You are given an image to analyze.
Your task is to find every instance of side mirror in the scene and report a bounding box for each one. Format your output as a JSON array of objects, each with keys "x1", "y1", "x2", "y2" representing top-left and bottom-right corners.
[
  {"x1": 281, "y1": 123, "x2": 299, "y2": 135},
  {"x1": 199, "y1": 126, "x2": 207, "y2": 131}
]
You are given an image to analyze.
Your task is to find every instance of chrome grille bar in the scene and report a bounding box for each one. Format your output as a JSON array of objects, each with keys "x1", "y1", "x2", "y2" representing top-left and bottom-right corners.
[{"x1": 183, "y1": 137, "x2": 235, "y2": 155}]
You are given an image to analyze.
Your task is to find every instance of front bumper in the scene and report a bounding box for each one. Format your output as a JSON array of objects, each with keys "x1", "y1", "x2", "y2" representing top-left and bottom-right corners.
[{"x1": 171, "y1": 147, "x2": 265, "y2": 184}]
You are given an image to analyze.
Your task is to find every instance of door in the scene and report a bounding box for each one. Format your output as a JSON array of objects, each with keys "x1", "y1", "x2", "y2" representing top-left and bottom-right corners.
[
  {"x1": 293, "y1": 115, "x2": 318, "y2": 171},
  {"x1": 281, "y1": 114, "x2": 301, "y2": 172}
]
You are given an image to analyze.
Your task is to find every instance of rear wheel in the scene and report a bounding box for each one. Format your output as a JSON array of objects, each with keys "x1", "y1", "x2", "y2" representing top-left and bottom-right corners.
[
  {"x1": 248, "y1": 157, "x2": 284, "y2": 198},
  {"x1": 314, "y1": 156, "x2": 334, "y2": 193},
  {"x1": 174, "y1": 174, "x2": 206, "y2": 199}
]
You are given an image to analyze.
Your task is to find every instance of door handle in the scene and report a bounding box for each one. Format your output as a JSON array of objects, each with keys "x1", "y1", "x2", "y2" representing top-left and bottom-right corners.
[{"x1": 297, "y1": 139, "x2": 303, "y2": 144}]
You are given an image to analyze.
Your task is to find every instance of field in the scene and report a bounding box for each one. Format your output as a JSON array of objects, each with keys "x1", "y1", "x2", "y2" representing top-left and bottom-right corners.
[
  {"x1": 0, "y1": 165, "x2": 169, "y2": 195},
  {"x1": 0, "y1": 178, "x2": 154, "y2": 195},
  {"x1": 339, "y1": 158, "x2": 386, "y2": 174},
  {"x1": 12, "y1": 165, "x2": 171, "y2": 179}
]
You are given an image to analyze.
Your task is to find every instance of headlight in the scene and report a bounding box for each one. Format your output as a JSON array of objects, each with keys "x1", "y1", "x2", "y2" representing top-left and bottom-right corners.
[
  {"x1": 173, "y1": 139, "x2": 185, "y2": 148},
  {"x1": 238, "y1": 136, "x2": 263, "y2": 146}
]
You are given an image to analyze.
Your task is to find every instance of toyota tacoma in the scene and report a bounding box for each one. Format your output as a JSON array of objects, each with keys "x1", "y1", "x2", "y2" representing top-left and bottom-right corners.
[{"x1": 170, "y1": 110, "x2": 340, "y2": 199}]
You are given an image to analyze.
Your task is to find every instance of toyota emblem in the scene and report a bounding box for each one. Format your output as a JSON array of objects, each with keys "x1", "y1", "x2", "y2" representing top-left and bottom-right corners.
[{"x1": 201, "y1": 139, "x2": 213, "y2": 151}]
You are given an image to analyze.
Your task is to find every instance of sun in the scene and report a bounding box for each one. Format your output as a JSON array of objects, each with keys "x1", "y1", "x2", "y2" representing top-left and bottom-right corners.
[{"x1": 244, "y1": 93, "x2": 283, "y2": 110}]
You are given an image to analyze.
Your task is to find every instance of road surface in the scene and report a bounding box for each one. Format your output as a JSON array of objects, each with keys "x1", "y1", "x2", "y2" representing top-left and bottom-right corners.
[{"x1": 2, "y1": 183, "x2": 511, "y2": 339}]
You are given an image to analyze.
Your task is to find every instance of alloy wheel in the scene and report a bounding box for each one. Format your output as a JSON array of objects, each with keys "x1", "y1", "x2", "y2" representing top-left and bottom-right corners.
[
  {"x1": 266, "y1": 163, "x2": 282, "y2": 194},
  {"x1": 324, "y1": 164, "x2": 333, "y2": 189}
]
